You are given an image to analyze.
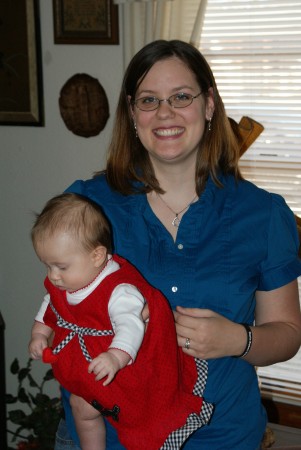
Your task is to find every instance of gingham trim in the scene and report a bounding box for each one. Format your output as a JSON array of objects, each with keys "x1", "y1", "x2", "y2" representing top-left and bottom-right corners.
[
  {"x1": 193, "y1": 358, "x2": 208, "y2": 396},
  {"x1": 160, "y1": 359, "x2": 214, "y2": 449},
  {"x1": 49, "y1": 301, "x2": 113, "y2": 362}
]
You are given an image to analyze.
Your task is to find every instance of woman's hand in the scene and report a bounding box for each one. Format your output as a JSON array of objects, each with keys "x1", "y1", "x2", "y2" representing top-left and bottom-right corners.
[
  {"x1": 174, "y1": 306, "x2": 247, "y2": 359},
  {"x1": 174, "y1": 280, "x2": 301, "y2": 365}
]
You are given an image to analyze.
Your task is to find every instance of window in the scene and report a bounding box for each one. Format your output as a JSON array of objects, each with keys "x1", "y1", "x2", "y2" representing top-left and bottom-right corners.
[{"x1": 197, "y1": 0, "x2": 301, "y2": 405}]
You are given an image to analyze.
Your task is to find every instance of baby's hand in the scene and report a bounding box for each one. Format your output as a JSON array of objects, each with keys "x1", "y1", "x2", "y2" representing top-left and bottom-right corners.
[
  {"x1": 28, "y1": 334, "x2": 48, "y2": 360},
  {"x1": 88, "y1": 350, "x2": 130, "y2": 386},
  {"x1": 88, "y1": 352, "x2": 121, "y2": 385}
]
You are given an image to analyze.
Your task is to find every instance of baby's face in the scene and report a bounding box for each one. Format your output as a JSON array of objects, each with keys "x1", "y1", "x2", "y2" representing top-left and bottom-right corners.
[{"x1": 35, "y1": 232, "x2": 104, "y2": 292}]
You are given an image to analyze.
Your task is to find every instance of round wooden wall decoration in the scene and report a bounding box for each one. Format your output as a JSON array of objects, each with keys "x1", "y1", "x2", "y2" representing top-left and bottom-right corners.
[{"x1": 59, "y1": 73, "x2": 110, "y2": 138}]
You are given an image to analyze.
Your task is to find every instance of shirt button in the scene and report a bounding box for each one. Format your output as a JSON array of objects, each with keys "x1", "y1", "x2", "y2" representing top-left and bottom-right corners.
[
  {"x1": 172, "y1": 286, "x2": 178, "y2": 293},
  {"x1": 177, "y1": 243, "x2": 183, "y2": 250}
]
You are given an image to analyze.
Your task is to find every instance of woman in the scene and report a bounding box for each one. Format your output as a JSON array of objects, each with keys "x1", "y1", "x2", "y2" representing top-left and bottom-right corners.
[{"x1": 55, "y1": 40, "x2": 301, "y2": 450}]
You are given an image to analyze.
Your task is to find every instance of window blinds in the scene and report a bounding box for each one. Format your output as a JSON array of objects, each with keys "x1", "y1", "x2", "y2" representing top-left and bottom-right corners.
[
  {"x1": 197, "y1": 0, "x2": 301, "y2": 404},
  {"x1": 198, "y1": 0, "x2": 301, "y2": 165}
]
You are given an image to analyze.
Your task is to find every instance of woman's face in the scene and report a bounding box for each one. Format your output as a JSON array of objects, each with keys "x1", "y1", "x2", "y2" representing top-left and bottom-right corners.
[{"x1": 130, "y1": 57, "x2": 214, "y2": 168}]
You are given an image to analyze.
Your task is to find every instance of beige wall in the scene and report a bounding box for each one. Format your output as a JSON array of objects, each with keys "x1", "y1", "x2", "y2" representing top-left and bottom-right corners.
[{"x1": 0, "y1": 1, "x2": 124, "y2": 403}]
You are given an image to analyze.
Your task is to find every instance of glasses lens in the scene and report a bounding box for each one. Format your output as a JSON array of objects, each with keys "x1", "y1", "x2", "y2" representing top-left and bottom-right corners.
[
  {"x1": 136, "y1": 96, "x2": 159, "y2": 111},
  {"x1": 171, "y1": 93, "x2": 193, "y2": 108}
]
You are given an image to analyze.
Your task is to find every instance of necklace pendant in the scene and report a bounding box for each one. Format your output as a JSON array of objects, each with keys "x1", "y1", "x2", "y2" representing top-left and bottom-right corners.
[
  {"x1": 172, "y1": 215, "x2": 181, "y2": 227},
  {"x1": 156, "y1": 192, "x2": 198, "y2": 228}
]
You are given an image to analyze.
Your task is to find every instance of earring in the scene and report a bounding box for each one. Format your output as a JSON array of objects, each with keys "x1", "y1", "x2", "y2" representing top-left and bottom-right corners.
[
  {"x1": 208, "y1": 118, "x2": 212, "y2": 132},
  {"x1": 134, "y1": 122, "x2": 138, "y2": 138}
]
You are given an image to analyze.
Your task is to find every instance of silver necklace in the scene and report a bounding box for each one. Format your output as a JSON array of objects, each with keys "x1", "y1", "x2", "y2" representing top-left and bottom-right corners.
[{"x1": 157, "y1": 193, "x2": 198, "y2": 227}]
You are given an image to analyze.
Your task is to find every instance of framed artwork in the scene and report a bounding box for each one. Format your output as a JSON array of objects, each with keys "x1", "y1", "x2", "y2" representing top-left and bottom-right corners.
[
  {"x1": 0, "y1": 0, "x2": 44, "y2": 126},
  {"x1": 53, "y1": 0, "x2": 119, "y2": 45}
]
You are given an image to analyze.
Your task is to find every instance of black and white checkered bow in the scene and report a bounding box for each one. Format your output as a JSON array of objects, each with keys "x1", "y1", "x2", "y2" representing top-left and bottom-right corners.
[{"x1": 49, "y1": 301, "x2": 114, "y2": 362}]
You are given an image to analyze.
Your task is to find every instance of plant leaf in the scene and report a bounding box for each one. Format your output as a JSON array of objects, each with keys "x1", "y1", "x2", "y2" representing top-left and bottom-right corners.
[
  {"x1": 18, "y1": 387, "x2": 30, "y2": 404},
  {"x1": 5, "y1": 393, "x2": 17, "y2": 403},
  {"x1": 43, "y1": 368, "x2": 55, "y2": 381},
  {"x1": 8, "y1": 409, "x2": 26, "y2": 424},
  {"x1": 10, "y1": 358, "x2": 19, "y2": 374},
  {"x1": 28, "y1": 373, "x2": 39, "y2": 388},
  {"x1": 34, "y1": 393, "x2": 50, "y2": 406},
  {"x1": 18, "y1": 368, "x2": 30, "y2": 383}
]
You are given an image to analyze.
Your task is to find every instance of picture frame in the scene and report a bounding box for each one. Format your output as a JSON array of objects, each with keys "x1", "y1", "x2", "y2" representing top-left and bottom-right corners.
[
  {"x1": 0, "y1": 0, "x2": 44, "y2": 126},
  {"x1": 53, "y1": 0, "x2": 119, "y2": 45}
]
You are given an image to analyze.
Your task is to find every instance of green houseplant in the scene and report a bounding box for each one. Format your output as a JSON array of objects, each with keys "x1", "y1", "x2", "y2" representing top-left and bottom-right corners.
[{"x1": 6, "y1": 358, "x2": 62, "y2": 450}]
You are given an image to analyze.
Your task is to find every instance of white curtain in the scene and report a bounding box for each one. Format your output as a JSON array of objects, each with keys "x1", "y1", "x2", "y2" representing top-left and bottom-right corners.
[{"x1": 113, "y1": 0, "x2": 207, "y2": 67}]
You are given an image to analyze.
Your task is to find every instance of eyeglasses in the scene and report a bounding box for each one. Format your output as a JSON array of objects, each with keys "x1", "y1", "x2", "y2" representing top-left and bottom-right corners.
[{"x1": 133, "y1": 92, "x2": 202, "y2": 112}]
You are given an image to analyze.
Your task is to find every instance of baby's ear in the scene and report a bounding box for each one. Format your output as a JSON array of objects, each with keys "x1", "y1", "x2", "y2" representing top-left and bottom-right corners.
[{"x1": 92, "y1": 246, "x2": 107, "y2": 268}]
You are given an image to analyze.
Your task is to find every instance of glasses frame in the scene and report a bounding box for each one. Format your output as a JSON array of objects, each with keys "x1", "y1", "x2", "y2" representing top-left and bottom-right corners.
[{"x1": 133, "y1": 92, "x2": 203, "y2": 112}]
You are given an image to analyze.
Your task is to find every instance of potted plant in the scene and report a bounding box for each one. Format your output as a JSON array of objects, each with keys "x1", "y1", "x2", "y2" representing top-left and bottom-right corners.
[{"x1": 6, "y1": 358, "x2": 62, "y2": 450}]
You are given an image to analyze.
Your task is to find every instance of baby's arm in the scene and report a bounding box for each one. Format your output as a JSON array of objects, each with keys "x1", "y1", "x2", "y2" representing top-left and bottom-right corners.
[
  {"x1": 29, "y1": 293, "x2": 53, "y2": 359},
  {"x1": 29, "y1": 320, "x2": 53, "y2": 360},
  {"x1": 88, "y1": 283, "x2": 145, "y2": 385}
]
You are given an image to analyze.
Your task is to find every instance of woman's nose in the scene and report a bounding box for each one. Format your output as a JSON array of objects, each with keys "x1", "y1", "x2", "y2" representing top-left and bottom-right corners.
[{"x1": 156, "y1": 99, "x2": 175, "y2": 116}]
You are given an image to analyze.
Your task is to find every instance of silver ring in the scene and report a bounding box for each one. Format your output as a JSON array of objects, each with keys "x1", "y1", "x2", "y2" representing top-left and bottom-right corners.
[{"x1": 185, "y1": 337, "x2": 190, "y2": 350}]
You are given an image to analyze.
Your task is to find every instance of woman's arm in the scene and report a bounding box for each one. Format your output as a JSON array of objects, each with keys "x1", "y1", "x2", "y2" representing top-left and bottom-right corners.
[
  {"x1": 174, "y1": 280, "x2": 301, "y2": 365},
  {"x1": 246, "y1": 279, "x2": 301, "y2": 366}
]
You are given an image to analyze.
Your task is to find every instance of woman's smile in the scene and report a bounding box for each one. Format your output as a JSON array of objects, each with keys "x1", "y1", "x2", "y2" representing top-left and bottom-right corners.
[{"x1": 153, "y1": 126, "x2": 185, "y2": 138}]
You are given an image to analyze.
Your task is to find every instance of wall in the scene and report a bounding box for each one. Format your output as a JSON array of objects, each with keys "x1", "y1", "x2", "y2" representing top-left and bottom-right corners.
[{"x1": 0, "y1": 0, "x2": 124, "y2": 411}]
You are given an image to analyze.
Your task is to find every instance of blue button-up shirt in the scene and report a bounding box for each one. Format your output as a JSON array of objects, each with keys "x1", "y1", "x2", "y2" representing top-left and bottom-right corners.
[{"x1": 63, "y1": 173, "x2": 301, "y2": 449}]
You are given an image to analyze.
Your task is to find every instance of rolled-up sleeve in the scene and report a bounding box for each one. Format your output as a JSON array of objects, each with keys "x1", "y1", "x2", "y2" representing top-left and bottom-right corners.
[{"x1": 258, "y1": 193, "x2": 301, "y2": 291}]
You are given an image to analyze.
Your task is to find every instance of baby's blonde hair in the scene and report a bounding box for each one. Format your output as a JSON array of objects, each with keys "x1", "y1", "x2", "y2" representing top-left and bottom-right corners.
[{"x1": 31, "y1": 193, "x2": 112, "y2": 253}]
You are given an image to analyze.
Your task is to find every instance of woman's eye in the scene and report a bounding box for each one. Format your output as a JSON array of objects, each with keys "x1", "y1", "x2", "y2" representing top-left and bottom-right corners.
[
  {"x1": 142, "y1": 96, "x2": 157, "y2": 104},
  {"x1": 175, "y1": 93, "x2": 191, "y2": 101}
]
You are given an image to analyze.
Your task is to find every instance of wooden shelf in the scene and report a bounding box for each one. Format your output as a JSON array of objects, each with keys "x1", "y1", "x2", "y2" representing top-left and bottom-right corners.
[{"x1": 262, "y1": 397, "x2": 301, "y2": 429}]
